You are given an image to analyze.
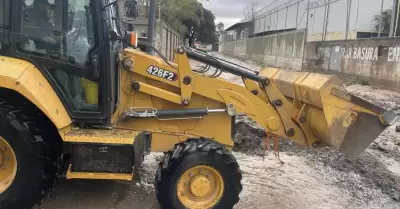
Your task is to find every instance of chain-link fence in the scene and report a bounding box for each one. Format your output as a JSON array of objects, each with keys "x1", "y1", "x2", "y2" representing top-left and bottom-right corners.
[{"x1": 222, "y1": 0, "x2": 399, "y2": 43}]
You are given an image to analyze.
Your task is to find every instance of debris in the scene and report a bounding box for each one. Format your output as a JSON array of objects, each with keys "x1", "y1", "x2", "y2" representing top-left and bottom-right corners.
[
  {"x1": 376, "y1": 142, "x2": 395, "y2": 152},
  {"x1": 233, "y1": 114, "x2": 266, "y2": 156}
]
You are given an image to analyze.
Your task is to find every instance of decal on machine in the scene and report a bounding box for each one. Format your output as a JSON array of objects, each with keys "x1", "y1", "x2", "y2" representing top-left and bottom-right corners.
[{"x1": 146, "y1": 65, "x2": 178, "y2": 81}]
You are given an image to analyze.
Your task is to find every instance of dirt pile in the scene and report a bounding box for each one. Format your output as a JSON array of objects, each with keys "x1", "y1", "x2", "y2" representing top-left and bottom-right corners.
[
  {"x1": 205, "y1": 52, "x2": 400, "y2": 206},
  {"x1": 233, "y1": 114, "x2": 266, "y2": 155},
  {"x1": 230, "y1": 89, "x2": 400, "y2": 207},
  {"x1": 233, "y1": 114, "x2": 297, "y2": 156}
]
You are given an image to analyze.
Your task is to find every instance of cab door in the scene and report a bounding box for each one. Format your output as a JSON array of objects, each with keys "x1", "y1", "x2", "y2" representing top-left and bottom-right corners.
[
  {"x1": 10, "y1": 0, "x2": 112, "y2": 125},
  {"x1": 0, "y1": 0, "x2": 11, "y2": 52}
]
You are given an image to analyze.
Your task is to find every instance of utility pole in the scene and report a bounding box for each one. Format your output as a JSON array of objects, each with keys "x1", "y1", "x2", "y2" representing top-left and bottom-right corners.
[
  {"x1": 305, "y1": 0, "x2": 310, "y2": 42},
  {"x1": 345, "y1": 0, "x2": 352, "y2": 40},
  {"x1": 378, "y1": 0, "x2": 384, "y2": 37},
  {"x1": 390, "y1": 0, "x2": 397, "y2": 36},
  {"x1": 322, "y1": 0, "x2": 330, "y2": 41},
  {"x1": 396, "y1": 0, "x2": 400, "y2": 36},
  {"x1": 147, "y1": 0, "x2": 156, "y2": 54},
  {"x1": 301, "y1": 0, "x2": 310, "y2": 70}
]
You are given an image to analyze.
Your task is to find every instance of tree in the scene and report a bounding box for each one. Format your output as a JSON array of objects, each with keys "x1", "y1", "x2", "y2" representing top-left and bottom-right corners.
[
  {"x1": 243, "y1": 2, "x2": 259, "y2": 35},
  {"x1": 243, "y1": 2, "x2": 259, "y2": 21},
  {"x1": 157, "y1": 0, "x2": 216, "y2": 47},
  {"x1": 372, "y1": 7, "x2": 400, "y2": 36},
  {"x1": 373, "y1": 9, "x2": 392, "y2": 34},
  {"x1": 176, "y1": 2, "x2": 216, "y2": 47},
  {"x1": 216, "y1": 22, "x2": 224, "y2": 33},
  {"x1": 182, "y1": 5, "x2": 217, "y2": 47},
  {"x1": 196, "y1": 8, "x2": 217, "y2": 45},
  {"x1": 215, "y1": 22, "x2": 224, "y2": 43},
  {"x1": 180, "y1": 2, "x2": 204, "y2": 47}
]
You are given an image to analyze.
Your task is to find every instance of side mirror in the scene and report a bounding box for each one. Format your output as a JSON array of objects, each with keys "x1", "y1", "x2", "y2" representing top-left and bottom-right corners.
[{"x1": 125, "y1": 0, "x2": 138, "y2": 19}]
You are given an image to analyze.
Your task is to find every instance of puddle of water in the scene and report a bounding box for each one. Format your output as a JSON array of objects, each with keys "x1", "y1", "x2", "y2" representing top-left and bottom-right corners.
[
  {"x1": 233, "y1": 152, "x2": 351, "y2": 209},
  {"x1": 388, "y1": 160, "x2": 400, "y2": 176}
]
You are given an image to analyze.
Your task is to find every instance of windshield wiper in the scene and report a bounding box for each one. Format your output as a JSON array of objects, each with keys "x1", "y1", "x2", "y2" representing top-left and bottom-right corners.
[{"x1": 103, "y1": 0, "x2": 118, "y2": 10}]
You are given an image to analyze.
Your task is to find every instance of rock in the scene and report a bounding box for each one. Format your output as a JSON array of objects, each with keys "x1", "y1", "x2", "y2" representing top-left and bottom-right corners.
[
  {"x1": 392, "y1": 192, "x2": 400, "y2": 202},
  {"x1": 232, "y1": 114, "x2": 266, "y2": 155},
  {"x1": 396, "y1": 126, "x2": 400, "y2": 133},
  {"x1": 377, "y1": 143, "x2": 395, "y2": 152}
]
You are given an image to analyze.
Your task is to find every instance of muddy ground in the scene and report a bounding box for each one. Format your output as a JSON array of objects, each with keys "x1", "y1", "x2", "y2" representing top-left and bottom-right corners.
[{"x1": 34, "y1": 53, "x2": 400, "y2": 209}]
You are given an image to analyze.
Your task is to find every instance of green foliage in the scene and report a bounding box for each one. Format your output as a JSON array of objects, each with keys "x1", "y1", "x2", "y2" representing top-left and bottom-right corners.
[
  {"x1": 216, "y1": 22, "x2": 224, "y2": 33},
  {"x1": 159, "y1": 0, "x2": 200, "y2": 33},
  {"x1": 352, "y1": 76, "x2": 370, "y2": 86},
  {"x1": 196, "y1": 8, "x2": 217, "y2": 44},
  {"x1": 373, "y1": 9, "x2": 392, "y2": 34},
  {"x1": 159, "y1": 0, "x2": 216, "y2": 46}
]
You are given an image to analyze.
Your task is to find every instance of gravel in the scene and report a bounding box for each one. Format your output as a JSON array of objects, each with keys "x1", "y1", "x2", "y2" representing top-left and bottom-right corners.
[{"x1": 209, "y1": 52, "x2": 400, "y2": 207}]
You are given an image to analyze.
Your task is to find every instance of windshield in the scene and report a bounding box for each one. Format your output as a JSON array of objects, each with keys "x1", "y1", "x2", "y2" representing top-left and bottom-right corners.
[
  {"x1": 105, "y1": 0, "x2": 122, "y2": 38},
  {"x1": 21, "y1": 0, "x2": 96, "y2": 65}
]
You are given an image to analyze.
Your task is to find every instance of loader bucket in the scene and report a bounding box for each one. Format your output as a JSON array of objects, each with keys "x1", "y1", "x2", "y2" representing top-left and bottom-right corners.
[{"x1": 259, "y1": 68, "x2": 398, "y2": 158}]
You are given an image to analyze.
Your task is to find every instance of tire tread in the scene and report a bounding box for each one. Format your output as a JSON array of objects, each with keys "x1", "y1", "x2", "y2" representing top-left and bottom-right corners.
[
  {"x1": 0, "y1": 98, "x2": 62, "y2": 209},
  {"x1": 155, "y1": 138, "x2": 242, "y2": 209}
]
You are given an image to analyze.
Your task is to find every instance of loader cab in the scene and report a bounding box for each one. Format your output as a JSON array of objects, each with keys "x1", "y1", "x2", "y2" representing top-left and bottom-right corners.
[{"x1": 0, "y1": 0, "x2": 124, "y2": 125}]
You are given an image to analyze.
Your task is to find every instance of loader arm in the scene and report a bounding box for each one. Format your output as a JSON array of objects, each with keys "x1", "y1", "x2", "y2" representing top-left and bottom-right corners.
[{"x1": 117, "y1": 46, "x2": 398, "y2": 158}]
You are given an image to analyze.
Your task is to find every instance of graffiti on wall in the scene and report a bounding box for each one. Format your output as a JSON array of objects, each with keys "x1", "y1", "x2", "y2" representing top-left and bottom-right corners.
[
  {"x1": 388, "y1": 47, "x2": 400, "y2": 62},
  {"x1": 315, "y1": 45, "x2": 400, "y2": 80},
  {"x1": 317, "y1": 46, "x2": 400, "y2": 62},
  {"x1": 341, "y1": 47, "x2": 378, "y2": 61}
]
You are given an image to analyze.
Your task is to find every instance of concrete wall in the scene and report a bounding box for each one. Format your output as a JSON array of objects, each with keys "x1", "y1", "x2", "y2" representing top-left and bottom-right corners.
[
  {"x1": 219, "y1": 30, "x2": 305, "y2": 70},
  {"x1": 119, "y1": 0, "x2": 181, "y2": 61},
  {"x1": 303, "y1": 38, "x2": 400, "y2": 91},
  {"x1": 121, "y1": 18, "x2": 181, "y2": 61},
  {"x1": 308, "y1": 30, "x2": 358, "y2": 42},
  {"x1": 155, "y1": 21, "x2": 181, "y2": 61}
]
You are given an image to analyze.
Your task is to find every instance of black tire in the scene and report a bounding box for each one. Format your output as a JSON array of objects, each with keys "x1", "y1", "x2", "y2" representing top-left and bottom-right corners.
[
  {"x1": 0, "y1": 98, "x2": 62, "y2": 209},
  {"x1": 155, "y1": 138, "x2": 242, "y2": 209}
]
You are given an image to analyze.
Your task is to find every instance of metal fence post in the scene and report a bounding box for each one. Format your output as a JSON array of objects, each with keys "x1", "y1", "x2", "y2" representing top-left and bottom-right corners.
[
  {"x1": 147, "y1": 0, "x2": 156, "y2": 54},
  {"x1": 302, "y1": 0, "x2": 311, "y2": 70},
  {"x1": 390, "y1": 0, "x2": 399, "y2": 36},
  {"x1": 296, "y1": 2, "x2": 300, "y2": 27},
  {"x1": 305, "y1": 0, "x2": 310, "y2": 42},
  {"x1": 396, "y1": 0, "x2": 400, "y2": 36},
  {"x1": 345, "y1": 0, "x2": 352, "y2": 40},
  {"x1": 323, "y1": 0, "x2": 331, "y2": 41},
  {"x1": 285, "y1": 5, "x2": 289, "y2": 28},
  {"x1": 378, "y1": 0, "x2": 384, "y2": 37}
]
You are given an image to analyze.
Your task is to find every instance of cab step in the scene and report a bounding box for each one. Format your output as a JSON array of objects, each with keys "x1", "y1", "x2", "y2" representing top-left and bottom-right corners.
[
  {"x1": 66, "y1": 165, "x2": 134, "y2": 180},
  {"x1": 63, "y1": 129, "x2": 151, "y2": 180}
]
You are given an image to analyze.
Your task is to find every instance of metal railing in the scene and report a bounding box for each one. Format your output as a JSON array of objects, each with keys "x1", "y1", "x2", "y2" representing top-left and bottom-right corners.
[{"x1": 221, "y1": 0, "x2": 398, "y2": 42}]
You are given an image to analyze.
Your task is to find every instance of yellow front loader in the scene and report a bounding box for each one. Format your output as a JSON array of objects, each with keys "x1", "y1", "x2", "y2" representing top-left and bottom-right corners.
[{"x1": 0, "y1": 0, "x2": 398, "y2": 209}]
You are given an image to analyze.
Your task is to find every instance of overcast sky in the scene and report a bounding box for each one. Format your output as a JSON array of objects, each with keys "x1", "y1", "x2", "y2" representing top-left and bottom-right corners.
[
  {"x1": 201, "y1": 0, "x2": 394, "y2": 33},
  {"x1": 201, "y1": 0, "x2": 275, "y2": 29}
]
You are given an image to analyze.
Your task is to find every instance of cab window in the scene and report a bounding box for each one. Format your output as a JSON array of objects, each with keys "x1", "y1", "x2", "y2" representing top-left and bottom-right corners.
[
  {"x1": 20, "y1": 0, "x2": 95, "y2": 66},
  {"x1": 0, "y1": 0, "x2": 10, "y2": 28},
  {"x1": 18, "y1": 0, "x2": 100, "y2": 112},
  {"x1": 0, "y1": 0, "x2": 11, "y2": 50}
]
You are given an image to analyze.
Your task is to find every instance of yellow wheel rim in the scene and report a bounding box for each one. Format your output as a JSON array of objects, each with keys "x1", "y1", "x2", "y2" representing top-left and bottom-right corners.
[
  {"x1": 0, "y1": 136, "x2": 17, "y2": 193},
  {"x1": 177, "y1": 165, "x2": 224, "y2": 209}
]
